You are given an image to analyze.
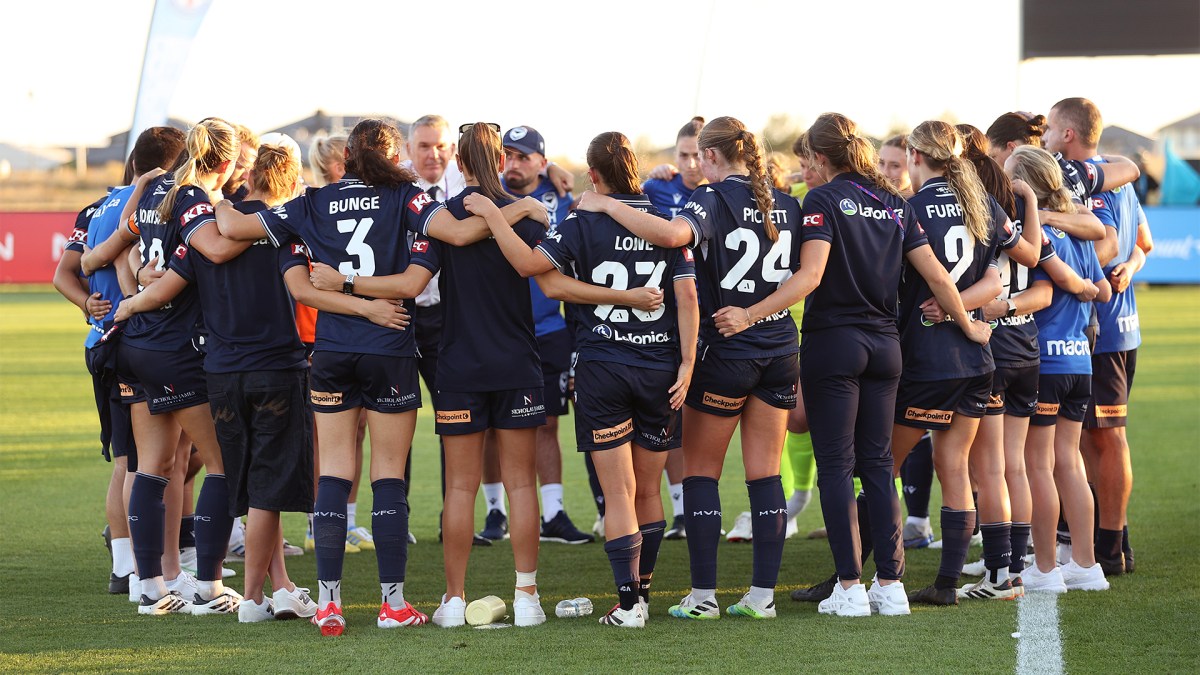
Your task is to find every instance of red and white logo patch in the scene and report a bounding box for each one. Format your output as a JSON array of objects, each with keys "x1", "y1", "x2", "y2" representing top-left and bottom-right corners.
[
  {"x1": 291, "y1": 243, "x2": 308, "y2": 257},
  {"x1": 411, "y1": 239, "x2": 430, "y2": 254},
  {"x1": 174, "y1": 244, "x2": 188, "y2": 259},
  {"x1": 1085, "y1": 162, "x2": 1097, "y2": 182},
  {"x1": 68, "y1": 228, "x2": 87, "y2": 243},
  {"x1": 408, "y1": 192, "x2": 433, "y2": 214},
  {"x1": 1088, "y1": 197, "x2": 1105, "y2": 211},
  {"x1": 803, "y1": 213, "x2": 825, "y2": 227},
  {"x1": 682, "y1": 247, "x2": 694, "y2": 262},
  {"x1": 180, "y1": 202, "x2": 214, "y2": 226}
]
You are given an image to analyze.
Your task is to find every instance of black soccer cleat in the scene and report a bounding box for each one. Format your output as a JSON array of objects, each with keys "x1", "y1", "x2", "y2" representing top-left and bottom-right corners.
[
  {"x1": 791, "y1": 574, "x2": 838, "y2": 603},
  {"x1": 908, "y1": 584, "x2": 959, "y2": 606},
  {"x1": 109, "y1": 572, "x2": 131, "y2": 595}
]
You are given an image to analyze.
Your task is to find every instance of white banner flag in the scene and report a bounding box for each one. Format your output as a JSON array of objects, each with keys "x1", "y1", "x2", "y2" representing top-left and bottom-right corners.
[{"x1": 125, "y1": 0, "x2": 212, "y2": 158}]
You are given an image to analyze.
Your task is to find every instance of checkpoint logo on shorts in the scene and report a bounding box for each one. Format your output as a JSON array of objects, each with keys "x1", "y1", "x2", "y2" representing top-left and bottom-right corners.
[
  {"x1": 592, "y1": 418, "x2": 633, "y2": 444},
  {"x1": 702, "y1": 392, "x2": 747, "y2": 411},
  {"x1": 310, "y1": 390, "x2": 344, "y2": 406},
  {"x1": 436, "y1": 409, "x2": 472, "y2": 423},
  {"x1": 1036, "y1": 402, "x2": 1060, "y2": 416},
  {"x1": 1094, "y1": 404, "x2": 1127, "y2": 418},
  {"x1": 408, "y1": 192, "x2": 434, "y2": 214},
  {"x1": 119, "y1": 383, "x2": 135, "y2": 398},
  {"x1": 904, "y1": 407, "x2": 953, "y2": 424}
]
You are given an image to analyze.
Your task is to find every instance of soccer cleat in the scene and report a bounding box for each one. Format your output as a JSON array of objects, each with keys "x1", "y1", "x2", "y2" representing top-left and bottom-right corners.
[
  {"x1": 102, "y1": 524, "x2": 112, "y2": 553},
  {"x1": 1021, "y1": 565, "x2": 1067, "y2": 594},
  {"x1": 726, "y1": 592, "x2": 777, "y2": 619},
  {"x1": 109, "y1": 573, "x2": 131, "y2": 595},
  {"x1": 903, "y1": 521, "x2": 935, "y2": 549},
  {"x1": 958, "y1": 576, "x2": 1020, "y2": 601},
  {"x1": 638, "y1": 597, "x2": 649, "y2": 620},
  {"x1": 817, "y1": 582, "x2": 870, "y2": 617},
  {"x1": 180, "y1": 547, "x2": 236, "y2": 578},
  {"x1": 513, "y1": 594, "x2": 547, "y2": 627},
  {"x1": 907, "y1": 584, "x2": 958, "y2": 606},
  {"x1": 139, "y1": 590, "x2": 191, "y2": 616},
  {"x1": 664, "y1": 515, "x2": 687, "y2": 540},
  {"x1": 304, "y1": 534, "x2": 315, "y2": 552},
  {"x1": 599, "y1": 603, "x2": 645, "y2": 628},
  {"x1": 1124, "y1": 547, "x2": 1136, "y2": 574},
  {"x1": 128, "y1": 573, "x2": 141, "y2": 604},
  {"x1": 192, "y1": 590, "x2": 242, "y2": 616},
  {"x1": 378, "y1": 601, "x2": 429, "y2": 628},
  {"x1": 273, "y1": 586, "x2": 318, "y2": 620},
  {"x1": 1060, "y1": 561, "x2": 1110, "y2": 591},
  {"x1": 592, "y1": 514, "x2": 605, "y2": 540},
  {"x1": 540, "y1": 511, "x2": 595, "y2": 544},
  {"x1": 1097, "y1": 553, "x2": 1125, "y2": 578},
  {"x1": 166, "y1": 571, "x2": 198, "y2": 602},
  {"x1": 668, "y1": 594, "x2": 720, "y2": 620},
  {"x1": 238, "y1": 597, "x2": 274, "y2": 623},
  {"x1": 479, "y1": 509, "x2": 509, "y2": 541},
  {"x1": 791, "y1": 574, "x2": 837, "y2": 603},
  {"x1": 867, "y1": 578, "x2": 911, "y2": 615},
  {"x1": 432, "y1": 595, "x2": 466, "y2": 628},
  {"x1": 961, "y1": 558, "x2": 986, "y2": 577},
  {"x1": 346, "y1": 526, "x2": 375, "y2": 551},
  {"x1": 726, "y1": 512, "x2": 753, "y2": 542},
  {"x1": 784, "y1": 516, "x2": 799, "y2": 540},
  {"x1": 313, "y1": 603, "x2": 346, "y2": 636},
  {"x1": 281, "y1": 539, "x2": 304, "y2": 557}
]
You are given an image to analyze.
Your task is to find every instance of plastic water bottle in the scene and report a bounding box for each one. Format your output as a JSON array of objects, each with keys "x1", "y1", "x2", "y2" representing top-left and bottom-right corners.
[{"x1": 555, "y1": 597, "x2": 593, "y2": 617}]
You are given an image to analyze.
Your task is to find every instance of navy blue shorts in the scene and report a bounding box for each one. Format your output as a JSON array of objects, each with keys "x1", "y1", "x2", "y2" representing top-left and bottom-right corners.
[
  {"x1": 685, "y1": 352, "x2": 799, "y2": 417},
  {"x1": 435, "y1": 387, "x2": 546, "y2": 436},
  {"x1": 85, "y1": 349, "x2": 136, "y2": 469},
  {"x1": 1084, "y1": 349, "x2": 1136, "y2": 429},
  {"x1": 987, "y1": 365, "x2": 1039, "y2": 418},
  {"x1": 208, "y1": 369, "x2": 314, "y2": 516},
  {"x1": 309, "y1": 351, "x2": 420, "y2": 414},
  {"x1": 117, "y1": 341, "x2": 208, "y2": 414},
  {"x1": 1032, "y1": 373, "x2": 1091, "y2": 426},
  {"x1": 895, "y1": 373, "x2": 992, "y2": 430},
  {"x1": 538, "y1": 329, "x2": 572, "y2": 417},
  {"x1": 572, "y1": 359, "x2": 681, "y2": 452}
]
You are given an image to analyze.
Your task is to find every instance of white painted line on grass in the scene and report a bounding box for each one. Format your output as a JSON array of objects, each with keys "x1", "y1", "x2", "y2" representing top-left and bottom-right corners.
[{"x1": 1016, "y1": 593, "x2": 1064, "y2": 674}]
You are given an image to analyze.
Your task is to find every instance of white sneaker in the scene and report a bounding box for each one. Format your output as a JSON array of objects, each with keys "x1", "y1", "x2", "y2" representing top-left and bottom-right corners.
[
  {"x1": 238, "y1": 597, "x2": 274, "y2": 623},
  {"x1": 598, "y1": 603, "x2": 645, "y2": 628},
  {"x1": 726, "y1": 512, "x2": 753, "y2": 542},
  {"x1": 432, "y1": 595, "x2": 466, "y2": 628},
  {"x1": 166, "y1": 571, "x2": 198, "y2": 601},
  {"x1": 784, "y1": 517, "x2": 799, "y2": 540},
  {"x1": 818, "y1": 582, "x2": 870, "y2": 617},
  {"x1": 1060, "y1": 561, "x2": 1110, "y2": 591},
  {"x1": 139, "y1": 590, "x2": 191, "y2": 615},
  {"x1": 226, "y1": 518, "x2": 247, "y2": 560},
  {"x1": 961, "y1": 558, "x2": 987, "y2": 577},
  {"x1": 281, "y1": 540, "x2": 304, "y2": 557},
  {"x1": 726, "y1": 591, "x2": 777, "y2": 619},
  {"x1": 407, "y1": 532, "x2": 418, "y2": 545},
  {"x1": 192, "y1": 589, "x2": 242, "y2": 615},
  {"x1": 128, "y1": 573, "x2": 141, "y2": 604},
  {"x1": 179, "y1": 547, "x2": 236, "y2": 578},
  {"x1": 929, "y1": 531, "x2": 983, "y2": 550},
  {"x1": 273, "y1": 586, "x2": 318, "y2": 619},
  {"x1": 867, "y1": 578, "x2": 911, "y2": 616},
  {"x1": 638, "y1": 597, "x2": 649, "y2": 620},
  {"x1": 592, "y1": 514, "x2": 605, "y2": 539},
  {"x1": 513, "y1": 593, "x2": 547, "y2": 627},
  {"x1": 1022, "y1": 565, "x2": 1068, "y2": 594},
  {"x1": 1056, "y1": 541, "x2": 1073, "y2": 567}
]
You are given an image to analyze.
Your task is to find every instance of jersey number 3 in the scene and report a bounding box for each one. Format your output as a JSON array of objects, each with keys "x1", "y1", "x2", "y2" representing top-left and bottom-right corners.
[{"x1": 337, "y1": 217, "x2": 375, "y2": 276}]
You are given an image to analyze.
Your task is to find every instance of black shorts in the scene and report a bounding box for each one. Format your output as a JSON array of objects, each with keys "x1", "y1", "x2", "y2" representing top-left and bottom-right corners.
[
  {"x1": 309, "y1": 351, "x2": 421, "y2": 413},
  {"x1": 117, "y1": 342, "x2": 208, "y2": 414},
  {"x1": 208, "y1": 369, "x2": 314, "y2": 516},
  {"x1": 435, "y1": 387, "x2": 546, "y2": 435},
  {"x1": 895, "y1": 373, "x2": 992, "y2": 430},
  {"x1": 1032, "y1": 373, "x2": 1091, "y2": 426},
  {"x1": 573, "y1": 360, "x2": 681, "y2": 452},
  {"x1": 987, "y1": 365, "x2": 1039, "y2": 418},
  {"x1": 685, "y1": 352, "x2": 799, "y2": 417},
  {"x1": 85, "y1": 350, "x2": 137, "y2": 469},
  {"x1": 1084, "y1": 350, "x2": 1137, "y2": 429},
  {"x1": 538, "y1": 329, "x2": 572, "y2": 417}
]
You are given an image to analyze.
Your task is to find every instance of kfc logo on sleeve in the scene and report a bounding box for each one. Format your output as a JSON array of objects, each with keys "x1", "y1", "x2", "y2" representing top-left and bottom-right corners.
[{"x1": 408, "y1": 192, "x2": 433, "y2": 214}]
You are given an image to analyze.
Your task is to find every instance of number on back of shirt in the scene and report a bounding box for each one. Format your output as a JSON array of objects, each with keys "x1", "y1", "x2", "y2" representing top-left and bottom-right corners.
[
  {"x1": 997, "y1": 252, "x2": 1030, "y2": 299},
  {"x1": 719, "y1": 228, "x2": 792, "y2": 293},
  {"x1": 337, "y1": 217, "x2": 375, "y2": 276},
  {"x1": 591, "y1": 260, "x2": 666, "y2": 322},
  {"x1": 943, "y1": 225, "x2": 976, "y2": 283}
]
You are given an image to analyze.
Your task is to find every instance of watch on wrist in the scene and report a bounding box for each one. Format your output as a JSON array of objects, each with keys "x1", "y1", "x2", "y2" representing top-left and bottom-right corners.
[
  {"x1": 343, "y1": 273, "x2": 357, "y2": 295},
  {"x1": 1005, "y1": 299, "x2": 1017, "y2": 318}
]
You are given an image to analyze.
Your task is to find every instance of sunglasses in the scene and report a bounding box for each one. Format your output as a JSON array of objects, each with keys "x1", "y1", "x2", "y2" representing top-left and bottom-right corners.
[{"x1": 458, "y1": 122, "x2": 501, "y2": 135}]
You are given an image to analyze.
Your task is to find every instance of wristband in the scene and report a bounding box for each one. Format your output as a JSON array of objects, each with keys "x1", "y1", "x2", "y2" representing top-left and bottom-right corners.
[{"x1": 343, "y1": 273, "x2": 357, "y2": 295}]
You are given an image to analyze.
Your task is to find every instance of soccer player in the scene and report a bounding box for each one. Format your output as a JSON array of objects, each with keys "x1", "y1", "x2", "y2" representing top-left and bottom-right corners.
[
  {"x1": 794, "y1": 113, "x2": 988, "y2": 617},
  {"x1": 1005, "y1": 145, "x2": 1112, "y2": 593},
  {"x1": 878, "y1": 135, "x2": 914, "y2": 198},
  {"x1": 578, "y1": 116, "x2": 802, "y2": 620}
]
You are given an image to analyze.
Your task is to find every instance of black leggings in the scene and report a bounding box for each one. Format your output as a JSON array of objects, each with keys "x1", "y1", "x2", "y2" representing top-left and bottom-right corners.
[{"x1": 801, "y1": 326, "x2": 904, "y2": 581}]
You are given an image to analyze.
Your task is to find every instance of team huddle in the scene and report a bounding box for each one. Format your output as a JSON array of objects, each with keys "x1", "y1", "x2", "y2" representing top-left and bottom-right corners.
[{"x1": 53, "y1": 96, "x2": 1147, "y2": 631}]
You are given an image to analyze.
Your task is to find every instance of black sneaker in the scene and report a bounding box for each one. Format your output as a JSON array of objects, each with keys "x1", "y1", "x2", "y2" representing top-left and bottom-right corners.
[
  {"x1": 479, "y1": 509, "x2": 509, "y2": 541},
  {"x1": 109, "y1": 572, "x2": 131, "y2": 594},
  {"x1": 790, "y1": 574, "x2": 837, "y2": 602},
  {"x1": 664, "y1": 515, "x2": 687, "y2": 540},
  {"x1": 908, "y1": 584, "x2": 958, "y2": 606},
  {"x1": 540, "y1": 511, "x2": 595, "y2": 544},
  {"x1": 1097, "y1": 553, "x2": 1125, "y2": 578},
  {"x1": 438, "y1": 523, "x2": 493, "y2": 546}
]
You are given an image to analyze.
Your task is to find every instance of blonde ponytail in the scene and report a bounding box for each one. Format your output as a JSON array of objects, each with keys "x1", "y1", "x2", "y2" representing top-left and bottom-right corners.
[
  {"x1": 158, "y1": 118, "x2": 238, "y2": 223},
  {"x1": 909, "y1": 120, "x2": 990, "y2": 244}
]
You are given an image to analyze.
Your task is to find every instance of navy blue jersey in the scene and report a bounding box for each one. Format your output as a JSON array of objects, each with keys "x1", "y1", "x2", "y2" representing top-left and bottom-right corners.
[
  {"x1": 124, "y1": 176, "x2": 206, "y2": 352},
  {"x1": 1033, "y1": 227, "x2": 1105, "y2": 375},
  {"x1": 899, "y1": 178, "x2": 1018, "y2": 380},
  {"x1": 1055, "y1": 153, "x2": 1106, "y2": 202},
  {"x1": 677, "y1": 176, "x2": 801, "y2": 358},
  {"x1": 503, "y1": 176, "x2": 572, "y2": 338},
  {"x1": 643, "y1": 174, "x2": 697, "y2": 219},
  {"x1": 800, "y1": 173, "x2": 929, "y2": 336},
  {"x1": 411, "y1": 187, "x2": 543, "y2": 392},
  {"x1": 991, "y1": 195, "x2": 1056, "y2": 368},
  {"x1": 74, "y1": 189, "x2": 127, "y2": 347},
  {"x1": 1092, "y1": 164, "x2": 1143, "y2": 354},
  {"x1": 257, "y1": 174, "x2": 433, "y2": 357},
  {"x1": 536, "y1": 195, "x2": 696, "y2": 372},
  {"x1": 173, "y1": 200, "x2": 308, "y2": 373}
]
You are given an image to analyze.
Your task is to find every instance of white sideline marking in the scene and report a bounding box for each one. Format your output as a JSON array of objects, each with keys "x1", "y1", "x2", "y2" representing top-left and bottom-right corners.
[{"x1": 1016, "y1": 593, "x2": 1064, "y2": 674}]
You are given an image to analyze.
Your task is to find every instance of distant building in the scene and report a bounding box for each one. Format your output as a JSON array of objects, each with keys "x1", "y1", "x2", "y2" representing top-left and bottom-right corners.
[
  {"x1": 264, "y1": 111, "x2": 408, "y2": 163},
  {"x1": 1159, "y1": 111, "x2": 1200, "y2": 158},
  {"x1": 1098, "y1": 125, "x2": 1156, "y2": 158},
  {"x1": 0, "y1": 143, "x2": 71, "y2": 172},
  {"x1": 74, "y1": 117, "x2": 191, "y2": 168}
]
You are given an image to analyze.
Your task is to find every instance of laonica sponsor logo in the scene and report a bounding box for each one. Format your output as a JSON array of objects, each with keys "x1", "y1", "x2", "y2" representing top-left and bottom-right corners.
[
  {"x1": 999, "y1": 314, "x2": 1035, "y2": 327},
  {"x1": 904, "y1": 407, "x2": 953, "y2": 423},
  {"x1": 436, "y1": 410, "x2": 471, "y2": 423},
  {"x1": 702, "y1": 392, "x2": 746, "y2": 410},
  {"x1": 591, "y1": 324, "x2": 672, "y2": 344},
  {"x1": 849, "y1": 202, "x2": 904, "y2": 221},
  {"x1": 839, "y1": 199, "x2": 857, "y2": 215},
  {"x1": 310, "y1": 390, "x2": 344, "y2": 405},
  {"x1": 592, "y1": 418, "x2": 633, "y2": 443},
  {"x1": 1046, "y1": 339, "x2": 1089, "y2": 356}
]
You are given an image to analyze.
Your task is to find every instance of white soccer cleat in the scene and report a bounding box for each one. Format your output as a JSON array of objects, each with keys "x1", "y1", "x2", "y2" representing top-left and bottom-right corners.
[
  {"x1": 817, "y1": 582, "x2": 870, "y2": 617},
  {"x1": 192, "y1": 589, "x2": 242, "y2": 616},
  {"x1": 726, "y1": 512, "x2": 753, "y2": 542},
  {"x1": 139, "y1": 590, "x2": 191, "y2": 616},
  {"x1": 961, "y1": 558, "x2": 987, "y2": 577},
  {"x1": 726, "y1": 591, "x2": 777, "y2": 619},
  {"x1": 599, "y1": 603, "x2": 645, "y2": 628}
]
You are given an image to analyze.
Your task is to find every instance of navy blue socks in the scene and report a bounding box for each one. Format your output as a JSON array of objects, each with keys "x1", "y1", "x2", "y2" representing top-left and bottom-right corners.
[
  {"x1": 682, "y1": 476, "x2": 722, "y2": 590},
  {"x1": 314, "y1": 475, "x2": 352, "y2": 583},
  {"x1": 1010, "y1": 522, "x2": 1032, "y2": 574},
  {"x1": 193, "y1": 474, "x2": 232, "y2": 582},
  {"x1": 371, "y1": 478, "x2": 410, "y2": 584},
  {"x1": 748, "y1": 475, "x2": 786, "y2": 589},
  {"x1": 129, "y1": 472, "x2": 169, "y2": 580},
  {"x1": 604, "y1": 532, "x2": 643, "y2": 610},
  {"x1": 935, "y1": 507, "x2": 977, "y2": 589},
  {"x1": 901, "y1": 434, "x2": 934, "y2": 519}
]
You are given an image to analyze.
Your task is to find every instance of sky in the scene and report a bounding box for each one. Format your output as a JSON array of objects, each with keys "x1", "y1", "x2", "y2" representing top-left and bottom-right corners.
[{"x1": 1, "y1": 0, "x2": 1198, "y2": 162}]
